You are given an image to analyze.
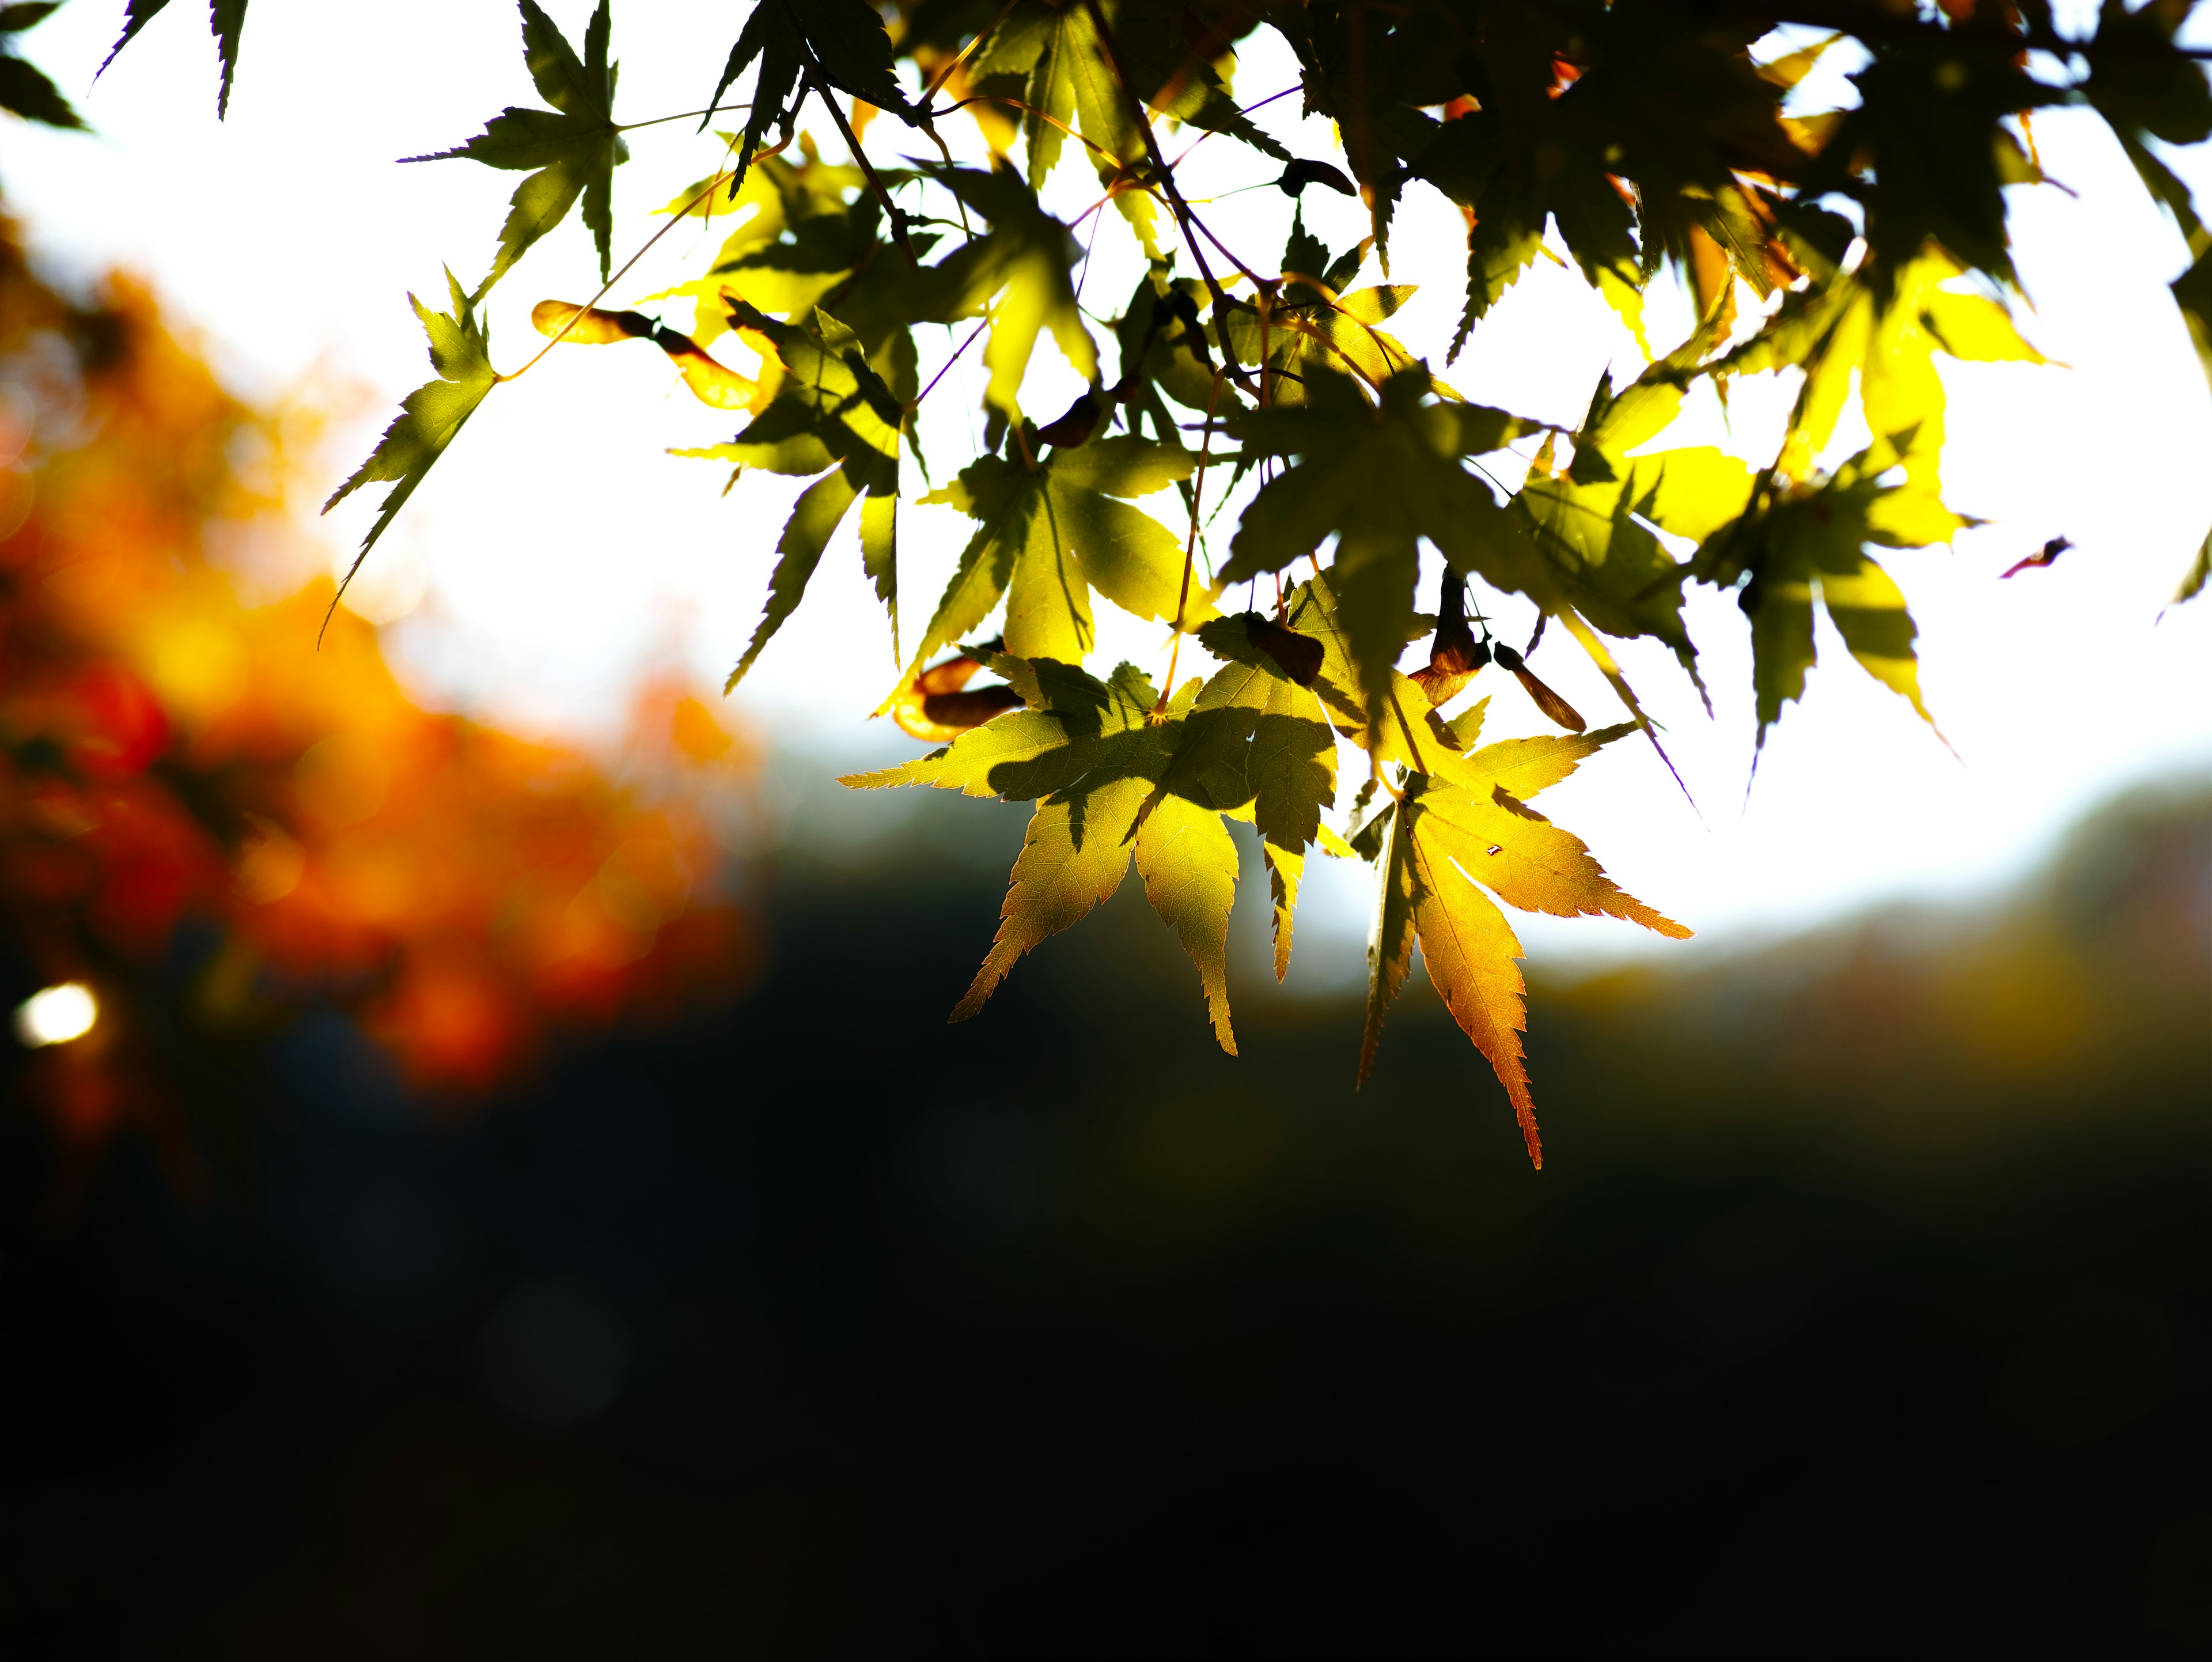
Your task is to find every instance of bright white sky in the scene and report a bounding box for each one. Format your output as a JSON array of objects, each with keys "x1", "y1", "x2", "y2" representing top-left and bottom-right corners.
[{"x1": 7, "y1": 0, "x2": 2212, "y2": 972}]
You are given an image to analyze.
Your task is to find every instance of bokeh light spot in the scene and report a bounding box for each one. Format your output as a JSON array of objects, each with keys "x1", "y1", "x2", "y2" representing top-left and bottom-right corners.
[{"x1": 14, "y1": 982, "x2": 97, "y2": 1047}]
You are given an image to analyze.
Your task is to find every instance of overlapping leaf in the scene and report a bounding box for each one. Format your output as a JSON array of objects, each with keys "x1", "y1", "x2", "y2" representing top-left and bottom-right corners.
[
  {"x1": 675, "y1": 304, "x2": 904, "y2": 685},
  {"x1": 706, "y1": 0, "x2": 911, "y2": 201},
  {"x1": 966, "y1": 0, "x2": 1283, "y2": 253},
  {"x1": 903, "y1": 433, "x2": 1201, "y2": 680},
  {"x1": 916, "y1": 167, "x2": 1097, "y2": 415},
  {"x1": 651, "y1": 141, "x2": 874, "y2": 347},
  {"x1": 844, "y1": 660, "x2": 1225, "y2": 1050},
  {"x1": 1693, "y1": 440, "x2": 1964, "y2": 751},
  {"x1": 1223, "y1": 365, "x2": 1548, "y2": 718}
]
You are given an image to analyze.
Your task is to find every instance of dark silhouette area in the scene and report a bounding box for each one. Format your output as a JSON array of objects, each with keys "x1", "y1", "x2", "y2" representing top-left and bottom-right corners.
[{"x1": 2, "y1": 775, "x2": 2209, "y2": 1657}]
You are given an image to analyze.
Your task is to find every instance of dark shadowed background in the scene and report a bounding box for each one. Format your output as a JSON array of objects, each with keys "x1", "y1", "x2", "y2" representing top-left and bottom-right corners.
[{"x1": 3, "y1": 773, "x2": 2210, "y2": 1659}]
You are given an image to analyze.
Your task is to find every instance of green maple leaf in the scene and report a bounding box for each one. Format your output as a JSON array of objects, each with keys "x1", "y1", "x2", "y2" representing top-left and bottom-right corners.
[
  {"x1": 915, "y1": 168, "x2": 1096, "y2": 416},
  {"x1": 845, "y1": 661, "x2": 1243, "y2": 1051},
  {"x1": 650, "y1": 144, "x2": 876, "y2": 346},
  {"x1": 705, "y1": 0, "x2": 911, "y2": 199},
  {"x1": 1111, "y1": 268, "x2": 1232, "y2": 432},
  {"x1": 1695, "y1": 441, "x2": 1963, "y2": 752},
  {"x1": 1719, "y1": 249, "x2": 2040, "y2": 502},
  {"x1": 969, "y1": 0, "x2": 1285, "y2": 257},
  {"x1": 1218, "y1": 282, "x2": 1437, "y2": 406},
  {"x1": 1185, "y1": 613, "x2": 1340, "y2": 980},
  {"x1": 902, "y1": 434, "x2": 1203, "y2": 683},
  {"x1": 1222, "y1": 365, "x2": 1544, "y2": 720},
  {"x1": 674, "y1": 305, "x2": 903, "y2": 686},
  {"x1": 94, "y1": 0, "x2": 247, "y2": 117},
  {"x1": 321, "y1": 271, "x2": 498, "y2": 629},
  {"x1": 1805, "y1": 31, "x2": 2057, "y2": 293},
  {"x1": 1506, "y1": 365, "x2": 1754, "y2": 670},
  {"x1": 408, "y1": 0, "x2": 627, "y2": 299},
  {"x1": 1354, "y1": 702, "x2": 1688, "y2": 1167},
  {"x1": 1, "y1": 2, "x2": 84, "y2": 128}
]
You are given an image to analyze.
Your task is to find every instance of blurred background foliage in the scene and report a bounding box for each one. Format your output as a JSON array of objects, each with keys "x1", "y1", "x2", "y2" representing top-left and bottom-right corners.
[
  {"x1": 2, "y1": 226, "x2": 2212, "y2": 1653},
  {"x1": 0, "y1": 218, "x2": 762, "y2": 1184}
]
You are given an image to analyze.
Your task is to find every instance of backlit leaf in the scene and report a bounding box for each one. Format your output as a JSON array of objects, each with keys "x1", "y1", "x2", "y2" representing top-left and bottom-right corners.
[
  {"x1": 407, "y1": 0, "x2": 627, "y2": 297},
  {"x1": 321, "y1": 271, "x2": 498, "y2": 625}
]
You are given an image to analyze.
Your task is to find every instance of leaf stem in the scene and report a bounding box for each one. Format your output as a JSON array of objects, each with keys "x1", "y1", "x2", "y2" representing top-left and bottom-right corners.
[
  {"x1": 935, "y1": 94, "x2": 1134, "y2": 173},
  {"x1": 774, "y1": 0, "x2": 918, "y2": 267},
  {"x1": 493, "y1": 149, "x2": 785, "y2": 384},
  {"x1": 912, "y1": 317, "x2": 989, "y2": 409},
  {"x1": 617, "y1": 102, "x2": 750, "y2": 133},
  {"x1": 918, "y1": 0, "x2": 1024, "y2": 113},
  {"x1": 1078, "y1": 0, "x2": 1253, "y2": 386},
  {"x1": 1155, "y1": 366, "x2": 1226, "y2": 718}
]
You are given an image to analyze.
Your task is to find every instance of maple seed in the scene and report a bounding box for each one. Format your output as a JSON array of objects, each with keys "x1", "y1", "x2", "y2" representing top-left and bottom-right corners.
[
  {"x1": 531, "y1": 300, "x2": 654, "y2": 343},
  {"x1": 1493, "y1": 644, "x2": 1587, "y2": 733},
  {"x1": 1410, "y1": 575, "x2": 1491, "y2": 706},
  {"x1": 890, "y1": 652, "x2": 1022, "y2": 742},
  {"x1": 531, "y1": 301, "x2": 756, "y2": 409},
  {"x1": 1278, "y1": 159, "x2": 1357, "y2": 198},
  {"x1": 1245, "y1": 614, "x2": 1325, "y2": 686},
  {"x1": 1035, "y1": 391, "x2": 1103, "y2": 449},
  {"x1": 2000, "y1": 536, "x2": 2073, "y2": 578}
]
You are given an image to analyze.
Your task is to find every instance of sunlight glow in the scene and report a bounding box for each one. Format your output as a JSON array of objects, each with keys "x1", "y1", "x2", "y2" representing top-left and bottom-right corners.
[
  {"x1": 14, "y1": 983, "x2": 97, "y2": 1048},
  {"x1": 3, "y1": 2, "x2": 2207, "y2": 960}
]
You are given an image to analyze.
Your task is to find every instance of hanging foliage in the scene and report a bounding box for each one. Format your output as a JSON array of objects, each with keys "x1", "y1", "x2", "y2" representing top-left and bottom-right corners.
[{"x1": 77, "y1": 0, "x2": 2212, "y2": 1163}]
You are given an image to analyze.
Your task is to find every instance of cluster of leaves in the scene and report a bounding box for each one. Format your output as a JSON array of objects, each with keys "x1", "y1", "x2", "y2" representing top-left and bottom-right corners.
[
  {"x1": 0, "y1": 221, "x2": 760, "y2": 1163},
  {"x1": 75, "y1": 0, "x2": 2212, "y2": 1161}
]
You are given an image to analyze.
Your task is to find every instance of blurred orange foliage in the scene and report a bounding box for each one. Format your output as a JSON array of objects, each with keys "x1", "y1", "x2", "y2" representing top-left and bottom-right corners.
[{"x1": 0, "y1": 221, "x2": 762, "y2": 1152}]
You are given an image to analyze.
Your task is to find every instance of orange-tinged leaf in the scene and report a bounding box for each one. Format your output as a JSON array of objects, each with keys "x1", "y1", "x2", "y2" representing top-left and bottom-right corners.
[
  {"x1": 1416, "y1": 785, "x2": 1691, "y2": 936},
  {"x1": 1401, "y1": 795, "x2": 1542, "y2": 1166}
]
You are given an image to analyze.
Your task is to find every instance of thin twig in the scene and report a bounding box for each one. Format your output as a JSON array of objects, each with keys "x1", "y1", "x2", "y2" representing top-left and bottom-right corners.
[
  {"x1": 1078, "y1": 0, "x2": 1249, "y2": 379},
  {"x1": 918, "y1": 0, "x2": 1025, "y2": 111},
  {"x1": 912, "y1": 318, "x2": 988, "y2": 408},
  {"x1": 618, "y1": 101, "x2": 751, "y2": 133},
  {"x1": 935, "y1": 94, "x2": 1135, "y2": 173},
  {"x1": 773, "y1": 0, "x2": 918, "y2": 266},
  {"x1": 1156, "y1": 367, "x2": 1226, "y2": 717},
  {"x1": 495, "y1": 150, "x2": 785, "y2": 384}
]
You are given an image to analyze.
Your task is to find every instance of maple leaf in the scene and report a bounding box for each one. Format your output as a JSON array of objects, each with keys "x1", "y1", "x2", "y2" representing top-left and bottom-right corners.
[
  {"x1": 649, "y1": 142, "x2": 875, "y2": 347},
  {"x1": 901, "y1": 434, "x2": 1203, "y2": 683},
  {"x1": 968, "y1": 0, "x2": 1283, "y2": 256},
  {"x1": 915, "y1": 167, "x2": 1097, "y2": 417},
  {"x1": 2, "y1": 3, "x2": 84, "y2": 128},
  {"x1": 1694, "y1": 441, "x2": 1962, "y2": 753},
  {"x1": 706, "y1": 0, "x2": 911, "y2": 201},
  {"x1": 1172, "y1": 613, "x2": 1339, "y2": 979},
  {"x1": 674, "y1": 304, "x2": 903, "y2": 686},
  {"x1": 844, "y1": 661, "x2": 1242, "y2": 1051},
  {"x1": 407, "y1": 0, "x2": 627, "y2": 298},
  {"x1": 1219, "y1": 281, "x2": 1436, "y2": 406},
  {"x1": 1222, "y1": 364, "x2": 1544, "y2": 721},
  {"x1": 321, "y1": 271, "x2": 498, "y2": 631},
  {"x1": 1800, "y1": 30, "x2": 2057, "y2": 293},
  {"x1": 1355, "y1": 708, "x2": 1689, "y2": 1167},
  {"x1": 95, "y1": 0, "x2": 246, "y2": 117},
  {"x1": 1717, "y1": 248, "x2": 2041, "y2": 499},
  {"x1": 1508, "y1": 365, "x2": 1753, "y2": 668}
]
